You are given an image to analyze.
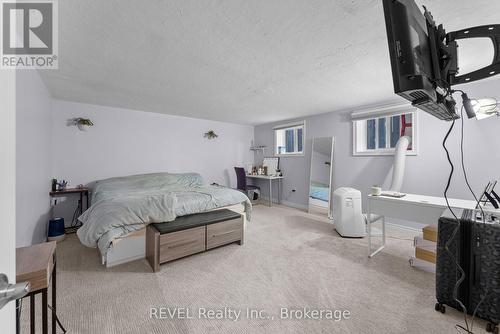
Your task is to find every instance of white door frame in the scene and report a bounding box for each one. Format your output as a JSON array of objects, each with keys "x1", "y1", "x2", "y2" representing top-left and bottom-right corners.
[{"x1": 0, "y1": 70, "x2": 17, "y2": 333}]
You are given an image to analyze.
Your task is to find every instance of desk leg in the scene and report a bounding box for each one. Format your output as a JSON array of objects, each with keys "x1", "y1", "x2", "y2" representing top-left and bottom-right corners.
[
  {"x1": 79, "y1": 192, "x2": 83, "y2": 215},
  {"x1": 16, "y1": 300, "x2": 20, "y2": 334},
  {"x1": 269, "y1": 179, "x2": 272, "y2": 207},
  {"x1": 382, "y1": 216, "x2": 386, "y2": 247},
  {"x1": 368, "y1": 200, "x2": 386, "y2": 258},
  {"x1": 367, "y1": 199, "x2": 372, "y2": 257},
  {"x1": 42, "y1": 289, "x2": 48, "y2": 334},
  {"x1": 278, "y1": 179, "x2": 281, "y2": 204},
  {"x1": 30, "y1": 294, "x2": 35, "y2": 334},
  {"x1": 52, "y1": 260, "x2": 56, "y2": 334}
]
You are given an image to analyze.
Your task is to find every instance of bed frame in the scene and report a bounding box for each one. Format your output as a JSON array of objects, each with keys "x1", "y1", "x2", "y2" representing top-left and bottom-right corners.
[{"x1": 101, "y1": 204, "x2": 247, "y2": 267}]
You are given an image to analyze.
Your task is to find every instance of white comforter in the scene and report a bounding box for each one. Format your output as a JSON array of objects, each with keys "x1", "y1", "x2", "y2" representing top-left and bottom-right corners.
[{"x1": 77, "y1": 173, "x2": 251, "y2": 255}]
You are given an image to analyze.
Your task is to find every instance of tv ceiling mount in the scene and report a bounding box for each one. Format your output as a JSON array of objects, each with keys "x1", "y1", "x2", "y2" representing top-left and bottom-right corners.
[
  {"x1": 447, "y1": 24, "x2": 500, "y2": 85},
  {"x1": 383, "y1": 0, "x2": 500, "y2": 121}
]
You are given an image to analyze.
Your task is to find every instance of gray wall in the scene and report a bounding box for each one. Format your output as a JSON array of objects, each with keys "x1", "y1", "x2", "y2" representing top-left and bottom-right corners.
[
  {"x1": 16, "y1": 71, "x2": 53, "y2": 246},
  {"x1": 50, "y1": 100, "x2": 254, "y2": 225},
  {"x1": 15, "y1": 77, "x2": 254, "y2": 243},
  {"x1": 254, "y1": 79, "x2": 500, "y2": 221}
]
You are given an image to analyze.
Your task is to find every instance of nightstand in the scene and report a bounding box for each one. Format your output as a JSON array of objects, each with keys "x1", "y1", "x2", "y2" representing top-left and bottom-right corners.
[{"x1": 49, "y1": 188, "x2": 90, "y2": 233}]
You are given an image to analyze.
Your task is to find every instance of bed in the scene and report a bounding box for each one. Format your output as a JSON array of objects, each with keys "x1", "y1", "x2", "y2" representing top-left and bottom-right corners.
[{"x1": 76, "y1": 173, "x2": 252, "y2": 267}]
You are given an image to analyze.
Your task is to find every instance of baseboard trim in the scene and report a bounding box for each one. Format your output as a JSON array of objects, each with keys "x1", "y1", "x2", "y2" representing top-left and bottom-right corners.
[
  {"x1": 259, "y1": 197, "x2": 308, "y2": 211},
  {"x1": 257, "y1": 198, "x2": 425, "y2": 231},
  {"x1": 281, "y1": 200, "x2": 308, "y2": 211},
  {"x1": 385, "y1": 222, "x2": 422, "y2": 233}
]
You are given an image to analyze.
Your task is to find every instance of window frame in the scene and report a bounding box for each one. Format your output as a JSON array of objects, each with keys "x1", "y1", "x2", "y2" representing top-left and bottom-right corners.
[
  {"x1": 352, "y1": 107, "x2": 418, "y2": 156},
  {"x1": 274, "y1": 121, "x2": 306, "y2": 157}
]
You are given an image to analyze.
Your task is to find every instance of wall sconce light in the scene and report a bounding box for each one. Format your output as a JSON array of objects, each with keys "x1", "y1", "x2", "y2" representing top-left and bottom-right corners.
[
  {"x1": 204, "y1": 130, "x2": 218, "y2": 139},
  {"x1": 68, "y1": 118, "x2": 94, "y2": 131}
]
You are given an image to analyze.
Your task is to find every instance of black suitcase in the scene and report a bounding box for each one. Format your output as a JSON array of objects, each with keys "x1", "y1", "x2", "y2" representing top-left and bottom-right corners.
[{"x1": 436, "y1": 209, "x2": 500, "y2": 333}]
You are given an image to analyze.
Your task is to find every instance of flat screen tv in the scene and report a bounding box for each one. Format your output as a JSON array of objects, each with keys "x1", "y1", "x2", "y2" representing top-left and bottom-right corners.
[
  {"x1": 383, "y1": 0, "x2": 500, "y2": 121},
  {"x1": 382, "y1": 0, "x2": 459, "y2": 120}
]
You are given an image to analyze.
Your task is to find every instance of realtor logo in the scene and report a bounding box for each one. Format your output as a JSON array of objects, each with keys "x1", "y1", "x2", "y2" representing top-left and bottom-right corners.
[{"x1": 1, "y1": 0, "x2": 58, "y2": 69}]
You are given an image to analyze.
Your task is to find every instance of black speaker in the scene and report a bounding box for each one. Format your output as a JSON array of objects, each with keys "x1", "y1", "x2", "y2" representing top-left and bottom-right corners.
[{"x1": 436, "y1": 210, "x2": 500, "y2": 332}]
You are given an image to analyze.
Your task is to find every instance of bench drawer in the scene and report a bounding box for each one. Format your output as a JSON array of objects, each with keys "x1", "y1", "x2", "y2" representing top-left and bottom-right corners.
[
  {"x1": 207, "y1": 218, "x2": 243, "y2": 250},
  {"x1": 159, "y1": 226, "x2": 205, "y2": 263}
]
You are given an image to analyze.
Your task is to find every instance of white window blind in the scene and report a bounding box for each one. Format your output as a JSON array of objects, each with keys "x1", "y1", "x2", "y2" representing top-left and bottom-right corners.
[
  {"x1": 351, "y1": 104, "x2": 416, "y2": 121},
  {"x1": 274, "y1": 121, "x2": 305, "y2": 156},
  {"x1": 352, "y1": 104, "x2": 418, "y2": 156}
]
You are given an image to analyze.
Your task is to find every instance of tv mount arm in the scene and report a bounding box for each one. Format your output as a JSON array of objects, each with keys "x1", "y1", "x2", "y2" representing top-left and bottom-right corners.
[{"x1": 447, "y1": 25, "x2": 500, "y2": 85}]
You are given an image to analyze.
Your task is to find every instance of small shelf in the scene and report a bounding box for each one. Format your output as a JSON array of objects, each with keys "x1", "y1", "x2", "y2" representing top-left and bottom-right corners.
[{"x1": 49, "y1": 187, "x2": 89, "y2": 197}]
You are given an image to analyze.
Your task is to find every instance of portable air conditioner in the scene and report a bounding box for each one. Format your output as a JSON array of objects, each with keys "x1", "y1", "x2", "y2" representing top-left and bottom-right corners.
[{"x1": 333, "y1": 187, "x2": 366, "y2": 238}]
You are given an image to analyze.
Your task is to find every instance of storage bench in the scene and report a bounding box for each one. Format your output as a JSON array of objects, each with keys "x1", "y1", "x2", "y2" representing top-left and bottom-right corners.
[{"x1": 146, "y1": 209, "x2": 244, "y2": 272}]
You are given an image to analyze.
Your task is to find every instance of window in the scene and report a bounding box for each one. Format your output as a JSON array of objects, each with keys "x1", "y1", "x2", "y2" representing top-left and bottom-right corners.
[
  {"x1": 274, "y1": 122, "x2": 305, "y2": 156},
  {"x1": 352, "y1": 105, "x2": 417, "y2": 156}
]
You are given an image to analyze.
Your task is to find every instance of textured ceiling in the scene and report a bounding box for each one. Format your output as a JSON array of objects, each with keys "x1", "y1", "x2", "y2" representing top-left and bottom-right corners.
[{"x1": 39, "y1": 0, "x2": 500, "y2": 125}]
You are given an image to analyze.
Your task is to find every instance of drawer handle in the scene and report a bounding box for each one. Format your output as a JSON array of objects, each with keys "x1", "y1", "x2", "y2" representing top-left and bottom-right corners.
[
  {"x1": 212, "y1": 230, "x2": 238, "y2": 237},
  {"x1": 166, "y1": 240, "x2": 198, "y2": 248}
]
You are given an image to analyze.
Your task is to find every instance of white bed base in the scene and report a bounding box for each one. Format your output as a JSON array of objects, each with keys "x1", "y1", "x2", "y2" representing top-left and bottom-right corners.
[
  {"x1": 101, "y1": 204, "x2": 247, "y2": 267},
  {"x1": 103, "y1": 232, "x2": 146, "y2": 267}
]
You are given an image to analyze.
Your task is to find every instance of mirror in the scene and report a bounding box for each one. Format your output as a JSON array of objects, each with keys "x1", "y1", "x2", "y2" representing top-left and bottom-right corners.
[{"x1": 308, "y1": 137, "x2": 335, "y2": 219}]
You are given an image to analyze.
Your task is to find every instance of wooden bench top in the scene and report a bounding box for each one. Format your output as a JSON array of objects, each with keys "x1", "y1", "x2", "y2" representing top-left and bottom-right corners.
[
  {"x1": 152, "y1": 209, "x2": 241, "y2": 234},
  {"x1": 16, "y1": 241, "x2": 56, "y2": 292}
]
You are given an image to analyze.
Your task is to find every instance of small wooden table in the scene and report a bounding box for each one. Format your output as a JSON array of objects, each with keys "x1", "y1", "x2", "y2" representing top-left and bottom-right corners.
[
  {"x1": 16, "y1": 241, "x2": 57, "y2": 334},
  {"x1": 50, "y1": 187, "x2": 90, "y2": 233},
  {"x1": 50, "y1": 187, "x2": 89, "y2": 208}
]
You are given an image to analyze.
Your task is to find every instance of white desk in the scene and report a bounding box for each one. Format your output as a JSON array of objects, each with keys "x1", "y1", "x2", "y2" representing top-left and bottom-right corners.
[
  {"x1": 367, "y1": 193, "x2": 479, "y2": 258},
  {"x1": 246, "y1": 174, "x2": 283, "y2": 207}
]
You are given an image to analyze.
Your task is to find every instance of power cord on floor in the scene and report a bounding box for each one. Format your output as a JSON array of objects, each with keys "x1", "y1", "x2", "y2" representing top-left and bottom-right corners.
[
  {"x1": 459, "y1": 106, "x2": 485, "y2": 220},
  {"x1": 48, "y1": 304, "x2": 67, "y2": 333},
  {"x1": 71, "y1": 199, "x2": 82, "y2": 227},
  {"x1": 442, "y1": 119, "x2": 471, "y2": 334},
  {"x1": 17, "y1": 299, "x2": 66, "y2": 333},
  {"x1": 459, "y1": 106, "x2": 489, "y2": 334}
]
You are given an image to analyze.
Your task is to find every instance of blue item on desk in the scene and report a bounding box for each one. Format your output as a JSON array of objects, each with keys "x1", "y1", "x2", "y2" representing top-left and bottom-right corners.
[{"x1": 48, "y1": 217, "x2": 65, "y2": 241}]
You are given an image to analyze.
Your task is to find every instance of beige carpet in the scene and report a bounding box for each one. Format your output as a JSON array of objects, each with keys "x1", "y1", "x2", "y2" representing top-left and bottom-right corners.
[{"x1": 20, "y1": 205, "x2": 488, "y2": 334}]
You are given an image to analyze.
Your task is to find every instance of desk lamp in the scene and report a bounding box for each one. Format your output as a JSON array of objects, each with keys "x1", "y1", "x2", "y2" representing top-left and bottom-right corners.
[{"x1": 462, "y1": 95, "x2": 500, "y2": 120}]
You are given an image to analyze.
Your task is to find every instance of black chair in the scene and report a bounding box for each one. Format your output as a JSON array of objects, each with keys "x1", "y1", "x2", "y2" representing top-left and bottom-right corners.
[{"x1": 234, "y1": 167, "x2": 260, "y2": 201}]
